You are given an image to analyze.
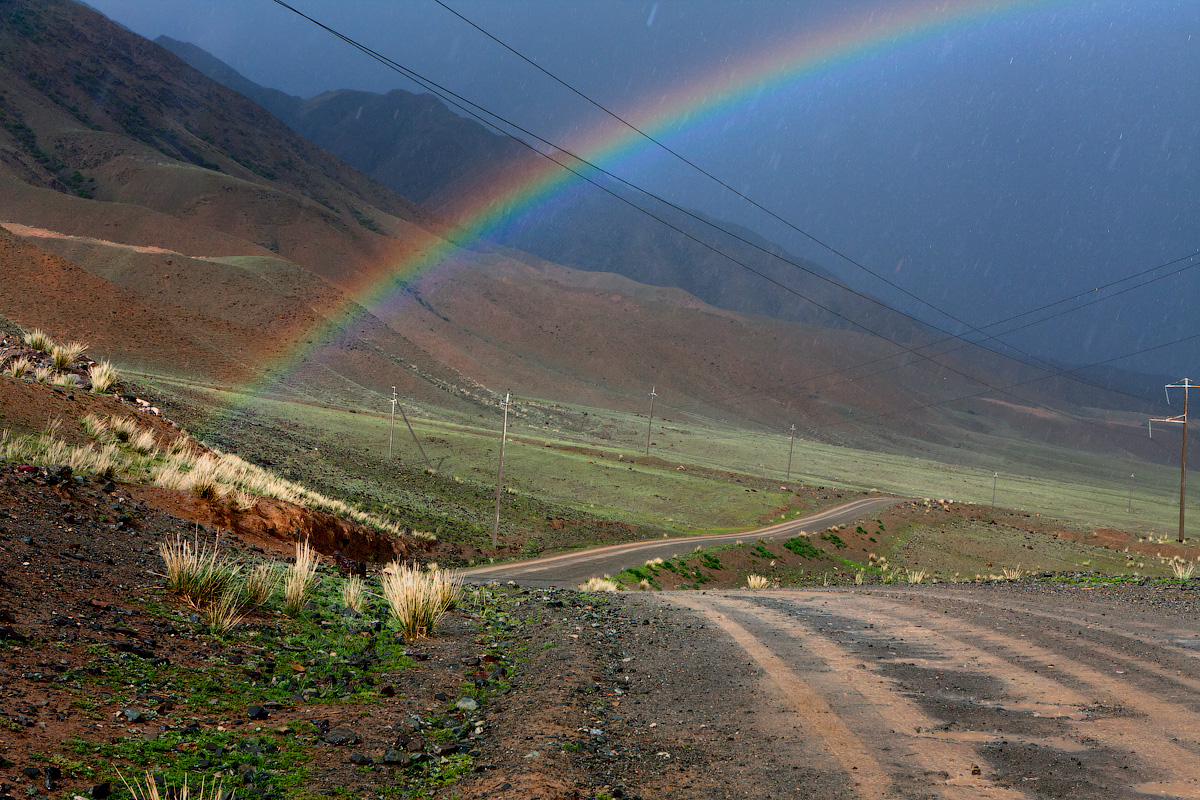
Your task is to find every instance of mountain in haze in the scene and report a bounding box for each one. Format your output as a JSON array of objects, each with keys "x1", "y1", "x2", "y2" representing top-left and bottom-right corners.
[{"x1": 156, "y1": 36, "x2": 921, "y2": 339}]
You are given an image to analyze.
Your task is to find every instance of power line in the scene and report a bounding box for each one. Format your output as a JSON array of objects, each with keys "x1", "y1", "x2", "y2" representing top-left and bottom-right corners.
[
  {"x1": 266, "y1": 0, "x2": 1192, "y2": 424},
  {"x1": 428, "y1": 0, "x2": 1199, "y2": 401}
]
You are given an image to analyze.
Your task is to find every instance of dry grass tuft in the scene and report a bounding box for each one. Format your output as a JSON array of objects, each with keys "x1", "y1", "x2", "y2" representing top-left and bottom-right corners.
[
  {"x1": 33, "y1": 365, "x2": 54, "y2": 383},
  {"x1": 746, "y1": 574, "x2": 770, "y2": 589},
  {"x1": 50, "y1": 341, "x2": 88, "y2": 371},
  {"x1": 202, "y1": 586, "x2": 245, "y2": 634},
  {"x1": 342, "y1": 575, "x2": 366, "y2": 612},
  {"x1": 282, "y1": 540, "x2": 320, "y2": 617},
  {"x1": 580, "y1": 576, "x2": 622, "y2": 592},
  {"x1": 5, "y1": 357, "x2": 31, "y2": 379},
  {"x1": 120, "y1": 771, "x2": 223, "y2": 800},
  {"x1": 244, "y1": 563, "x2": 279, "y2": 606},
  {"x1": 1000, "y1": 565, "x2": 1026, "y2": 581},
  {"x1": 22, "y1": 328, "x2": 53, "y2": 352},
  {"x1": 1172, "y1": 561, "x2": 1196, "y2": 580},
  {"x1": 381, "y1": 561, "x2": 463, "y2": 638},
  {"x1": 906, "y1": 568, "x2": 928, "y2": 585},
  {"x1": 158, "y1": 535, "x2": 240, "y2": 607},
  {"x1": 88, "y1": 360, "x2": 119, "y2": 393}
]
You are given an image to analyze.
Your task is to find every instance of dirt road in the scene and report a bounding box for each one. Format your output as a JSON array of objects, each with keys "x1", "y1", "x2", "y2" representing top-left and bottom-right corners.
[
  {"x1": 589, "y1": 582, "x2": 1200, "y2": 799},
  {"x1": 463, "y1": 496, "x2": 900, "y2": 587}
]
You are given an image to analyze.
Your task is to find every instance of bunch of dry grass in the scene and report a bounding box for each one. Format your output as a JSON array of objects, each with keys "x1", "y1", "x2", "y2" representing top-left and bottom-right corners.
[
  {"x1": 158, "y1": 535, "x2": 240, "y2": 607},
  {"x1": 120, "y1": 771, "x2": 223, "y2": 800},
  {"x1": 342, "y1": 575, "x2": 366, "y2": 612},
  {"x1": 4, "y1": 357, "x2": 31, "y2": 379},
  {"x1": 580, "y1": 576, "x2": 621, "y2": 592},
  {"x1": 202, "y1": 587, "x2": 244, "y2": 634},
  {"x1": 381, "y1": 561, "x2": 462, "y2": 638},
  {"x1": 745, "y1": 574, "x2": 770, "y2": 589},
  {"x1": 1172, "y1": 561, "x2": 1196, "y2": 580},
  {"x1": 51, "y1": 372, "x2": 79, "y2": 389},
  {"x1": 33, "y1": 365, "x2": 54, "y2": 383},
  {"x1": 22, "y1": 328, "x2": 53, "y2": 352},
  {"x1": 88, "y1": 360, "x2": 118, "y2": 393},
  {"x1": 244, "y1": 562, "x2": 279, "y2": 606},
  {"x1": 50, "y1": 341, "x2": 87, "y2": 371},
  {"x1": 906, "y1": 568, "x2": 928, "y2": 585},
  {"x1": 80, "y1": 413, "x2": 109, "y2": 441},
  {"x1": 282, "y1": 540, "x2": 320, "y2": 617},
  {"x1": 1000, "y1": 565, "x2": 1026, "y2": 581}
]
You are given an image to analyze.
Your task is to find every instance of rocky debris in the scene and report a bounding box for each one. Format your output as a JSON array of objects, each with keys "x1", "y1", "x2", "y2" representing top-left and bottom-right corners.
[{"x1": 321, "y1": 726, "x2": 360, "y2": 746}]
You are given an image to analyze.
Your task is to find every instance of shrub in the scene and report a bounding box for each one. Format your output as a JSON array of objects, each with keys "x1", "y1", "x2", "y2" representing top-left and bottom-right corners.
[
  {"x1": 282, "y1": 540, "x2": 320, "y2": 617},
  {"x1": 50, "y1": 340, "x2": 87, "y2": 370},
  {"x1": 22, "y1": 328, "x2": 53, "y2": 352},
  {"x1": 381, "y1": 561, "x2": 463, "y2": 637},
  {"x1": 783, "y1": 536, "x2": 822, "y2": 559},
  {"x1": 88, "y1": 360, "x2": 118, "y2": 393}
]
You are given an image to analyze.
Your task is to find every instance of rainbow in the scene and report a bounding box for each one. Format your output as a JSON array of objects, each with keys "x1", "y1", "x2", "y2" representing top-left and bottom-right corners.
[{"x1": 245, "y1": 0, "x2": 1067, "y2": 401}]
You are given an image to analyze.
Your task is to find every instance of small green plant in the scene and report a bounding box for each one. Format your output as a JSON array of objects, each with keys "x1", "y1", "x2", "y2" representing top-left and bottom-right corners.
[
  {"x1": 50, "y1": 340, "x2": 88, "y2": 370},
  {"x1": 88, "y1": 360, "x2": 118, "y2": 393},
  {"x1": 820, "y1": 531, "x2": 848, "y2": 549},
  {"x1": 784, "y1": 536, "x2": 822, "y2": 559},
  {"x1": 282, "y1": 540, "x2": 320, "y2": 617},
  {"x1": 23, "y1": 328, "x2": 53, "y2": 352}
]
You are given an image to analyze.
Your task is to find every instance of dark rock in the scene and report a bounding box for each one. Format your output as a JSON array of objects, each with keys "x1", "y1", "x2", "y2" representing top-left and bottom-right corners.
[
  {"x1": 382, "y1": 750, "x2": 410, "y2": 766},
  {"x1": 348, "y1": 752, "x2": 372, "y2": 766},
  {"x1": 88, "y1": 781, "x2": 112, "y2": 798},
  {"x1": 321, "y1": 726, "x2": 360, "y2": 746},
  {"x1": 432, "y1": 742, "x2": 458, "y2": 756},
  {"x1": 121, "y1": 709, "x2": 148, "y2": 724},
  {"x1": 247, "y1": 705, "x2": 269, "y2": 721},
  {"x1": 433, "y1": 692, "x2": 448, "y2": 701},
  {"x1": 20, "y1": 768, "x2": 40, "y2": 779},
  {"x1": 101, "y1": 481, "x2": 116, "y2": 493}
]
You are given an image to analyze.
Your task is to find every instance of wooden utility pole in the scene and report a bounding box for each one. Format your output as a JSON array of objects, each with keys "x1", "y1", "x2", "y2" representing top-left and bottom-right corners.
[
  {"x1": 992, "y1": 472, "x2": 998, "y2": 506},
  {"x1": 388, "y1": 386, "x2": 397, "y2": 460},
  {"x1": 1128, "y1": 473, "x2": 1135, "y2": 514},
  {"x1": 1149, "y1": 378, "x2": 1195, "y2": 543},
  {"x1": 644, "y1": 386, "x2": 657, "y2": 458},
  {"x1": 492, "y1": 391, "x2": 512, "y2": 549},
  {"x1": 786, "y1": 423, "x2": 796, "y2": 480}
]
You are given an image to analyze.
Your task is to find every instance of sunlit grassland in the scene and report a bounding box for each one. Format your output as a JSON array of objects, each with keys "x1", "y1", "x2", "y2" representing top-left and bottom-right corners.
[{"x1": 137, "y1": 373, "x2": 1194, "y2": 541}]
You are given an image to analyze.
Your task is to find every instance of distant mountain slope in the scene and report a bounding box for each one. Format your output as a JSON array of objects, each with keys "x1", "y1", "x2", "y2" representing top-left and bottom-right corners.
[{"x1": 156, "y1": 37, "x2": 921, "y2": 339}]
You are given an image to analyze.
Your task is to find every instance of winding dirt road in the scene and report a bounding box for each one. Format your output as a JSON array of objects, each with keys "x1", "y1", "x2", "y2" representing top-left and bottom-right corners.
[{"x1": 463, "y1": 496, "x2": 900, "y2": 588}]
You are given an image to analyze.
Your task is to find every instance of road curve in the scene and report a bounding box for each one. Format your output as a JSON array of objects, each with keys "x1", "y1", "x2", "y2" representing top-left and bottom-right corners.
[{"x1": 462, "y1": 495, "x2": 901, "y2": 588}]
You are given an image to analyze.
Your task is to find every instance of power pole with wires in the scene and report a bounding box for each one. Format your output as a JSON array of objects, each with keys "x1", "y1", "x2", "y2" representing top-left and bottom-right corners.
[
  {"x1": 786, "y1": 423, "x2": 796, "y2": 480},
  {"x1": 492, "y1": 391, "x2": 512, "y2": 550},
  {"x1": 1149, "y1": 377, "x2": 1195, "y2": 543},
  {"x1": 388, "y1": 386, "x2": 397, "y2": 460},
  {"x1": 644, "y1": 386, "x2": 657, "y2": 458}
]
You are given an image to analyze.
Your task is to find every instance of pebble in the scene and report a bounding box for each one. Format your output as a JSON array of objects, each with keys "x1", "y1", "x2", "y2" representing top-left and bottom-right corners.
[{"x1": 321, "y1": 726, "x2": 360, "y2": 746}]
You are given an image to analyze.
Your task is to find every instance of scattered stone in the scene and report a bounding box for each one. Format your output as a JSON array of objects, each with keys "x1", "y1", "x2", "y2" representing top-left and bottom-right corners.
[
  {"x1": 247, "y1": 705, "x2": 269, "y2": 721},
  {"x1": 348, "y1": 752, "x2": 372, "y2": 766},
  {"x1": 121, "y1": 709, "x2": 148, "y2": 724},
  {"x1": 321, "y1": 726, "x2": 360, "y2": 746},
  {"x1": 382, "y1": 750, "x2": 410, "y2": 767},
  {"x1": 87, "y1": 786, "x2": 112, "y2": 800},
  {"x1": 455, "y1": 697, "x2": 479, "y2": 713}
]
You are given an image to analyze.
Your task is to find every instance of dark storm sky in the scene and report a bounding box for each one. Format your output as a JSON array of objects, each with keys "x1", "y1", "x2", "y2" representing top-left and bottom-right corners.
[{"x1": 85, "y1": 0, "x2": 1200, "y2": 377}]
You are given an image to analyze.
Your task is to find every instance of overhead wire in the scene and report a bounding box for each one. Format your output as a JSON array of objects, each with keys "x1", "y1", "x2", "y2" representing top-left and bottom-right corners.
[
  {"x1": 266, "y1": 0, "x2": 1190, "y2": 450},
  {"x1": 427, "y1": 0, "x2": 1199, "y2": 402}
]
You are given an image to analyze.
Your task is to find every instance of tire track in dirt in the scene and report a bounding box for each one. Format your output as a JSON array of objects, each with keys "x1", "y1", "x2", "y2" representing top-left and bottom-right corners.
[
  {"x1": 668, "y1": 592, "x2": 1033, "y2": 800},
  {"x1": 789, "y1": 590, "x2": 1200, "y2": 798}
]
